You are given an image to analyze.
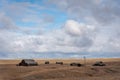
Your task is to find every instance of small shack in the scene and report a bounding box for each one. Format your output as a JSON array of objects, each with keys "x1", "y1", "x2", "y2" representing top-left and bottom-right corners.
[
  {"x1": 70, "y1": 62, "x2": 82, "y2": 67},
  {"x1": 18, "y1": 59, "x2": 38, "y2": 66},
  {"x1": 45, "y1": 61, "x2": 49, "y2": 64},
  {"x1": 56, "y1": 62, "x2": 63, "y2": 65},
  {"x1": 93, "y1": 61, "x2": 106, "y2": 66}
]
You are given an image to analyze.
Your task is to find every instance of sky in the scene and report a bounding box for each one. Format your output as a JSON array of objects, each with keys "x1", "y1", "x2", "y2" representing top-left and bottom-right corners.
[{"x1": 0, "y1": 0, "x2": 120, "y2": 59}]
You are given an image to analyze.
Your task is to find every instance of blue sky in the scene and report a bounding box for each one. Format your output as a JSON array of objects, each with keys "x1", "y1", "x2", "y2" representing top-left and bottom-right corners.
[
  {"x1": 0, "y1": 0, "x2": 120, "y2": 59},
  {"x1": 1, "y1": 0, "x2": 68, "y2": 30}
]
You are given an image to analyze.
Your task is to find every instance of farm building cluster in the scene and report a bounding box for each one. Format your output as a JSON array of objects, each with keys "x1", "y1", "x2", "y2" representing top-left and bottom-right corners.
[{"x1": 17, "y1": 59, "x2": 106, "y2": 67}]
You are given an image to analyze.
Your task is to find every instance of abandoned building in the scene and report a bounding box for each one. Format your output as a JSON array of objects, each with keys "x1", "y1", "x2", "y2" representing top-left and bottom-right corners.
[
  {"x1": 45, "y1": 61, "x2": 49, "y2": 64},
  {"x1": 93, "y1": 61, "x2": 106, "y2": 66},
  {"x1": 70, "y1": 62, "x2": 82, "y2": 67},
  {"x1": 56, "y1": 62, "x2": 63, "y2": 65},
  {"x1": 18, "y1": 59, "x2": 38, "y2": 66}
]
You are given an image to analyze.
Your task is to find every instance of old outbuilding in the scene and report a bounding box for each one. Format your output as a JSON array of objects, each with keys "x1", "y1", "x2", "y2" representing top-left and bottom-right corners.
[
  {"x1": 93, "y1": 61, "x2": 106, "y2": 66},
  {"x1": 18, "y1": 59, "x2": 38, "y2": 66},
  {"x1": 45, "y1": 61, "x2": 50, "y2": 64},
  {"x1": 56, "y1": 62, "x2": 63, "y2": 65},
  {"x1": 70, "y1": 62, "x2": 82, "y2": 67}
]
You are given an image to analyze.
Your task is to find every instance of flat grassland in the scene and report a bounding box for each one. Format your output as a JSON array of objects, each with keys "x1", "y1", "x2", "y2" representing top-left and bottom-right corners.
[{"x1": 0, "y1": 58, "x2": 120, "y2": 80}]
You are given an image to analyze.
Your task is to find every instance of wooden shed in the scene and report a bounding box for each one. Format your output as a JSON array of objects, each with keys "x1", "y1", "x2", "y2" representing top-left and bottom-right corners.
[
  {"x1": 45, "y1": 61, "x2": 49, "y2": 64},
  {"x1": 18, "y1": 59, "x2": 38, "y2": 66},
  {"x1": 56, "y1": 62, "x2": 63, "y2": 65},
  {"x1": 70, "y1": 62, "x2": 82, "y2": 67},
  {"x1": 93, "y1": 61, "x2": 106, "y2": 66}
]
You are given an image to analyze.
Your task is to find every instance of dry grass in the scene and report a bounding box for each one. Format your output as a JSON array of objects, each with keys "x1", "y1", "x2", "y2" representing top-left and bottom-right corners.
[
  {"x1": 0, "y1": 58, "x2": 119, "y2": 64},
  {"x1": 0, "y1": 58, "x2": 120, "y2": 80}
]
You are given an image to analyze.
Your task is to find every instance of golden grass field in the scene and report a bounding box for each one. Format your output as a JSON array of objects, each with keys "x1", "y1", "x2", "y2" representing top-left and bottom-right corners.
[{"x1": 0, "y1": 58, "x2": 120, "y2": 80}]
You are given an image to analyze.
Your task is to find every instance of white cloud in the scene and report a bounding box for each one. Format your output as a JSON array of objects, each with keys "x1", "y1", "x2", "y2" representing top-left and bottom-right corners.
[
  {"x1": 0, "y1": 0, "x2": 55, "y2": 28},
  {"x1": 48, "y1": 0, "x2": 120, "y2": 25},
  {"x1": 64, "y1": 20, "x2": 96, "y2": 36},
  {"x1": 0, "y1": 19, "x2": 96, "y2": 54},
  {"x1": 0, "y1": 17, "x2": 120, "y2": 58}
]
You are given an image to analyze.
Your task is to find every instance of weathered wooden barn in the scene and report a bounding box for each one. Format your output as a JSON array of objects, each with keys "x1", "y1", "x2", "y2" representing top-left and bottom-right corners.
[{"x1": 18, "y1": 59, "x2": 38, "y2": 66}]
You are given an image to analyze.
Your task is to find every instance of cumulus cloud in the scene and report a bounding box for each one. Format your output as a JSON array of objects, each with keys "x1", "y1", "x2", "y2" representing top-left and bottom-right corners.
[
  {"x1": 0, "y1": 18, "x2": 120, "y2": 58},
  {"x1": 64, "y1": 20, "x2": 96, "y2": 36},
  {"x1": 0, "y1": 18, "x2": 97, "y2": 58},
  {"x1": 47, "y1": 0, "x2": 120, "y2": 56},
  {"x1": 63, "y1": 20, "x2": 97, "y2": 50},
  {"x1": 48, "y1": 0, "x2": 120, "y2": 25}
]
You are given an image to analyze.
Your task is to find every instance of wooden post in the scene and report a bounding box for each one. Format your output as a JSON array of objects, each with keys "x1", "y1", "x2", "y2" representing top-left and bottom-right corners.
[
  {"x1": 84, "y1": 56, "x2": 86, "y2": 66},
  {"x1": 84, "y1": 56, "x2": 87, "y2": 74}
]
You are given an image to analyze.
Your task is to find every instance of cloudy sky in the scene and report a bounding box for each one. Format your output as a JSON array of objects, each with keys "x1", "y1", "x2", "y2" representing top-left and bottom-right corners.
[{"x1": 0, "y1": 0, "x2": 120, "y2": 59}]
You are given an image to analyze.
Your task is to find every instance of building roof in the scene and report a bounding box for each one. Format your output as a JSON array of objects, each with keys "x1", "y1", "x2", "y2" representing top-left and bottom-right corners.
[{"x1": 22, "y1": 59, "x2": 37, "y2": 64}]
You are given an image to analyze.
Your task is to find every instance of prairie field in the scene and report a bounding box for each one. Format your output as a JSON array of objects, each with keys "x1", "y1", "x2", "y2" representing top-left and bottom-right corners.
[{"x1": 0, "y1": 58, "x2": 120, "y2": 80}]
